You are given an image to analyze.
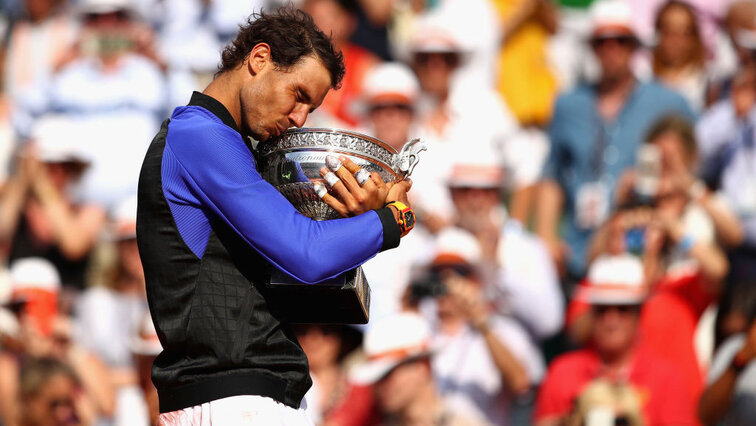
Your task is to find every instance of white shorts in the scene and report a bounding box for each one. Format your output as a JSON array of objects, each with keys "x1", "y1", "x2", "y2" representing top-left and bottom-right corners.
[{"x1": 158, "y1": 395, "x2": 313, "y2": 426}]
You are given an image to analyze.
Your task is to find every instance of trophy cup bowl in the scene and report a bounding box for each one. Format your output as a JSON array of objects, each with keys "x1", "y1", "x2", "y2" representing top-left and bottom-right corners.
[{"x1": 255, "y1": 128, "x2": 426, "y2": 324}]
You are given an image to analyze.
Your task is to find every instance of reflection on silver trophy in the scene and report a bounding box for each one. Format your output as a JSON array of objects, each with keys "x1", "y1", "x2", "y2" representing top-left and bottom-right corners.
[
  {"x1": 256, "y1": 128, "x2": 426, "y2": 220},
  {"x1": 255, "y1": 128, "x2": 426, "y2": 324}
]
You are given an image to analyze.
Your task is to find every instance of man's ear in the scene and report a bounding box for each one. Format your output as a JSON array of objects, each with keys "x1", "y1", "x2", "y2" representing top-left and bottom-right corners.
[{"x1": 247, "y1": 43, "x2": 272, "y2": 76}]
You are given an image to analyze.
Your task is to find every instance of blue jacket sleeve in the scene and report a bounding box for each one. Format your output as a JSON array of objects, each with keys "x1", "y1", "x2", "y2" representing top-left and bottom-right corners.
[{"x1": 165, "y1": 121, "x2": 399, "y2": 284}]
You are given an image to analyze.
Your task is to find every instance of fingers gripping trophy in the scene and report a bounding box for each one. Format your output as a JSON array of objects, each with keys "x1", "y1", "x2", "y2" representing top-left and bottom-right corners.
[{"x1": 256, "y1": 129, "x2": 426, "y2": 323}]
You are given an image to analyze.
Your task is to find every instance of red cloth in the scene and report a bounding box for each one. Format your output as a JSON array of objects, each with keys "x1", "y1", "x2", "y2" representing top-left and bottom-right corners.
[
  {"x1": 534, "y1": 347, "x2": 696, "y2": 425},
  {"x1": 639, "y1": 271, "x2": 712, "y2": 400},
  {"x1": 319, "y1": 43, "x2": 376, "y2": 127},
  {"x1": 325, "y1": 383, "x2": 380, "y2": 426},
  {"x1": 565, "y1": 271, "x2": 714, "y2": 402}
]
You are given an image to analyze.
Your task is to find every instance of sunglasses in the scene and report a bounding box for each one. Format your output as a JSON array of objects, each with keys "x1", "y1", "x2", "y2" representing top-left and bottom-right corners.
[
  {"x1": 590, "y1": 36, "x2": 637, "y2": 49},
  {"x1": 47, "y1": 396, "x2": 74, "y2": 410},
  {"x1": 429, "y1": 264, "x2": 475, "y2": 279},
  {"x1": 369, "y1": 103, "x2": 413, "y2": 114},
  {"x1": 592, "y1": 305, "x2": 640, "y2": 316},
  {"x1": 84, "y1": 10, "x2": 130, "y2": 23},
  {"x1": 414, "y1": 52, "x2": 460, "y2": 68}
]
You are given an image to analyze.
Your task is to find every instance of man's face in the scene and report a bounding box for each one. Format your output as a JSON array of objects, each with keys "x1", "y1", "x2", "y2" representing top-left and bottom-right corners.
[
  {"x1": 369, "y1": 103, "x2": 414, "y2": 150},
  {"x1": 375, "y1": 359, "x2": 429, "y2": 414},
  {"x1": 591, "y1": 35, "x2": 636, "y2": 80},
  {"x1": 591, "y1": 304, "x2": 640, "y2": 357},
  {"x1": 412, "y1": 52, "x2": 459, "y2": 98},
  {"x1": 239, "y1": 55, "x2": 331, "y2": 142}
]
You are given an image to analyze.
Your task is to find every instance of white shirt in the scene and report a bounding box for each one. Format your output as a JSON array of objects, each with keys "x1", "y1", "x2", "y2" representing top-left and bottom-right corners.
[
  {"x1": 492, "y1": 221, "x2": 564, "y2": 340},
  {"x1": 74, "y1": 286, "x2": 147, "y2": 368},
  {"x1": 428, "y1": 314, "x2": 544, "y2": 426}
]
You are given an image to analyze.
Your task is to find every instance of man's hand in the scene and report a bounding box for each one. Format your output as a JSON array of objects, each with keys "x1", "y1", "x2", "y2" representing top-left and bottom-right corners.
[
  {"x1": 318, "y1": 155, "x2": 389, "y2": 217},
  {"x1": 318, "y1": 155, "x2": 413, "y2": 219},
  {"x1": 444, "y1": 273, "x2": 490, "y2": 331},
  {"x1": 735, "y1": 320, "x2": 756, "y2": 366}
]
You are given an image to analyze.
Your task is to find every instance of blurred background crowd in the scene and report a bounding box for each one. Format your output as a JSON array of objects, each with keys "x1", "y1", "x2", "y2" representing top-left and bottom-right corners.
[{"x1": 2, "y1": 0, "x2": 756, "y2": 425}]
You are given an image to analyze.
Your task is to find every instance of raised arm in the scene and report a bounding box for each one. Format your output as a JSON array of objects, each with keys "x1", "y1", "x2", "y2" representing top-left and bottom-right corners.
[{"x1": 164, "y1": 125, "x2": 404, "y2": 284}]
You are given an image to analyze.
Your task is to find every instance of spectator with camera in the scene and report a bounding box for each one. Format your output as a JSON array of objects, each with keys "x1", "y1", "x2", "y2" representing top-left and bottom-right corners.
[
  {"x1": 444, "y1": 160, "x2": 563, "y2": 342},
  {"x1": 535, "y1": 254, "x2": 696, "y2": 426},
  {"x1": 0, "y1": 117, "x2": 106, "y2": 291},
  {"x1": 535, "y1": 0, "x2": 692, "y2": 281},
  {"x1": 583, "y1": 115, "x2": 734, "y2": 402},
  {"x1": 45, "y1": 0, "x2": 168, "y2": 208},
  {"x1": 408, "y1": 227, "x2": 543, "y2": 425}
]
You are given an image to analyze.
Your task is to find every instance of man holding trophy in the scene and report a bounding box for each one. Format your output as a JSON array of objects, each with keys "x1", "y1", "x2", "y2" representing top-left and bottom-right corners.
[{"x1": 136, "y1": 8, "x2": 417, "y2": 425}]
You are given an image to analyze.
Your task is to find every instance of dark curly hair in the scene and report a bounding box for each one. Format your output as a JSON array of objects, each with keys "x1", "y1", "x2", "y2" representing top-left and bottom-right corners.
[{"x1": 218, "y1": 8, "x2": 345, "y2": 89}]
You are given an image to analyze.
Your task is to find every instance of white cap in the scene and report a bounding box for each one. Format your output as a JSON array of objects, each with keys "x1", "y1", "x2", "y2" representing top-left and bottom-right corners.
[
  {"x1": 409, "y1": 14, "x2": 466, "y2": 54},
  {"x1": 589, "y1": 0, "x2": 638, "y2": 41},
  {"x1": 431, "y1": 227, "x2": 481, "y2": 266},
  {"x1": 350, "y1": 313, "x2": 431, "y2": 384},
  {"x1": 110, "y1": 195, "x2": 138, "y2": 240},
  {"x1": 362, "y1": 63, "x2": 420, "y2": 107},
  {"x1": 78, "y1": 0, "x2": 137, "y2": 16},
  {"x1": 130, "y1": 312, "x2": 162, "y2": 356},
  {"x1": 575, "y1": 254, "x2": 647, "y2": 305},
  {"x1": 9, "y1": 258, "x2": 61, "y2": 294},
  {"x1": 31, "y1": 116, "x2": 91, "y2": 165},
  {"x1": 447, "y1": 163, "x2": 505, "y2": 189}
]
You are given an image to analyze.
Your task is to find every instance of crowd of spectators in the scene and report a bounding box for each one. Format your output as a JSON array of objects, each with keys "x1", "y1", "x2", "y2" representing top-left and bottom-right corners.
[{"x1": 1, "y1": 0, "x2": 756, "y2": 425}]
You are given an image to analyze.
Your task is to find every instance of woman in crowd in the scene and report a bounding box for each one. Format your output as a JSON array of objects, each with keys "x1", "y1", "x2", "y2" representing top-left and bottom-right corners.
[
  {"x1": 579, "y1": 115, "x2": 739, "y2": 403},
  {"x1": 0, "y1": 119, "x2": 106, "y2": 292},
  {"x1": 652, "y1": 0, "x2": 708, "y2": 112}
]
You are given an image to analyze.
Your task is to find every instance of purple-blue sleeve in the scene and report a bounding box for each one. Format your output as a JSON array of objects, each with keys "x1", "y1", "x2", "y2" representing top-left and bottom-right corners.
[{"x1": 164, "y1": 116, "x2": 397, "y2": 284}]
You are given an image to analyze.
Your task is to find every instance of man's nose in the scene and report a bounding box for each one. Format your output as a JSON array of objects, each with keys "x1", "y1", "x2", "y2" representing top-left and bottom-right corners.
[{"x1": 288, "y1": 106, "x2": 308, "y2": 128}]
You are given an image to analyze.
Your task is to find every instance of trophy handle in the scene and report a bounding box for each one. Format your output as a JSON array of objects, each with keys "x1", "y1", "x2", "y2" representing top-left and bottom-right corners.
[{"x1": 393, "y1": 138, "x2": 427, "y2": 180}]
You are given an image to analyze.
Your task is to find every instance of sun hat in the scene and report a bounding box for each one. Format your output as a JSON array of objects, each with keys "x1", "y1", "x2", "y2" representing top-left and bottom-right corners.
[
  {"x1": 9, "y1": 258, "x2": 61, "y2": 336},
  {"x1": 589, "y1": 0, "x2": 640, "y2": 43},
  {"x1": 430, "y1": 227, "x2": 481, "y2": 267},
  {"x1": 362, "y1": 63, "x2": 420, "y2": 108},
  {"x1": 574, "y1": 254, "x2": 647, "y2": 305},
  {"x1": 350, "y1": 312, "x2": 432, "y2": 384}
]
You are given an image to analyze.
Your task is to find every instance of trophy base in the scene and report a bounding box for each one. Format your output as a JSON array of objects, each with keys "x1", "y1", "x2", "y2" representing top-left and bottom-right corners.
[{"x1": 265, "y1": 267, "x2": 370, "y2": 324}]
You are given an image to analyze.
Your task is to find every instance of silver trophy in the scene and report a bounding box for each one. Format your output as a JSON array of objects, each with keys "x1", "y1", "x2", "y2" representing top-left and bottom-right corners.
[{"x1": 256, "y1": 128, "x2": 426, "y2": 324}]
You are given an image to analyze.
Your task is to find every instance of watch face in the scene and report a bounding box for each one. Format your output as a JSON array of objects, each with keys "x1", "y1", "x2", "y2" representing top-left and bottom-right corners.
[{"x1": 404, "y1": 211, "x2": 415, "y2": 228}]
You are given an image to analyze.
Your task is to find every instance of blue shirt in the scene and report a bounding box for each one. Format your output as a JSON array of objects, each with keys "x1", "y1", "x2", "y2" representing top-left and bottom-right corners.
[
  {"x1": 543, "y1": 81, "x2": 693, "y2": 276},
  {"x1": 160, "y1": 92, "x2": 399, "y2": 284}
]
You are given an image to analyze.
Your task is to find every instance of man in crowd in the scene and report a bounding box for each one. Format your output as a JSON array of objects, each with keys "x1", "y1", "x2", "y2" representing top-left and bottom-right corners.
[
  {"x1": 136, "y1": 8, "x2": 414, "y2": 424},
  {"x1": 446, "y1": 160, "x2": 563, "y2": 342},
  {"x1": 534, "y1": 254, "x2": 696, "y2": 425},
  {"x1": 351, "y1": 312, "x2": 482, "y2": 426},
  {"x1": 411, "y1": 227, "x2": 544, "y2": 425},
  {"x1": 535, "y1": 0, "x2": 692, "y2": 281}
]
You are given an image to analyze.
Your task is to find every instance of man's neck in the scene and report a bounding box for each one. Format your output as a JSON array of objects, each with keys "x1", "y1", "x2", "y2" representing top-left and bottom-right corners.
[
  {"x1": 204, "y1": 72, "x2": 243, "y2": 132},
  {"x1": 597, "y1": 72, "x2": 635, "y2": 121},
  {"x1": 400, "y1": 382, "x2": 443, "y2": 426},
  {"x1": 600, "y1": 346, "x2": 635, "y2": 375}
]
